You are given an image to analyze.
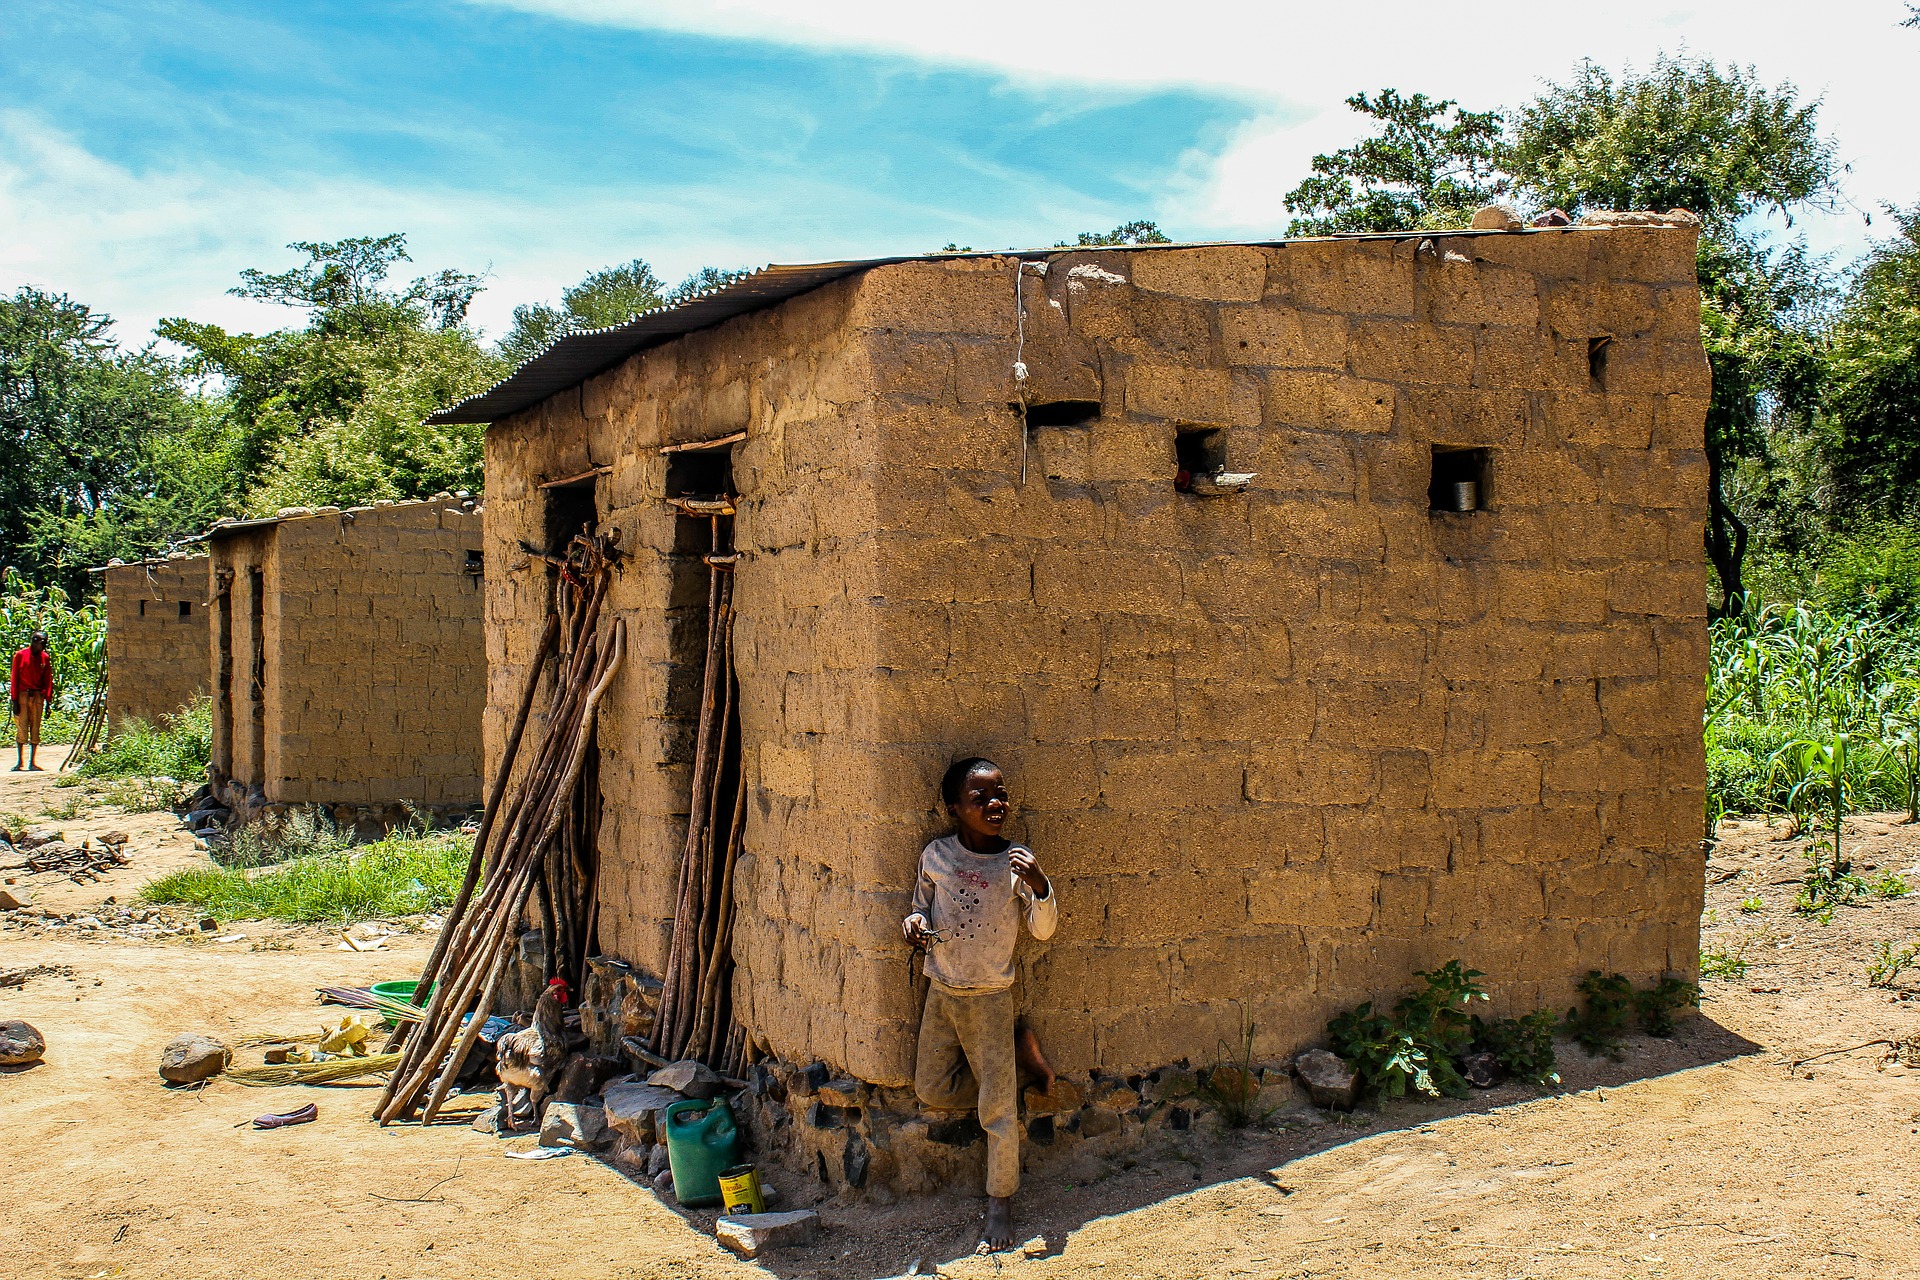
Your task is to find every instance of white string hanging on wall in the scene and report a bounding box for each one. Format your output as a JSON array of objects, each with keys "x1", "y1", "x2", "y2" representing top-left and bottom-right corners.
[{"x1": 1013, "y1": 259, "x2": 1030, "y2": 485}]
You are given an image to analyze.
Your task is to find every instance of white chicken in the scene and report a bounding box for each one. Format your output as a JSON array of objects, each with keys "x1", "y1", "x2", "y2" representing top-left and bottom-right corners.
[{"x1": 496, "y1": 977, "x2": 570, "y2": 1130}]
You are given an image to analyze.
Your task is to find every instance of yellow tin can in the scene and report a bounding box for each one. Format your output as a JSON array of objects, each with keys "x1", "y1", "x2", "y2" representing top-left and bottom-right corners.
[{"x1": 717, "y1": 1164, "x2": 765, "y2": 1216}]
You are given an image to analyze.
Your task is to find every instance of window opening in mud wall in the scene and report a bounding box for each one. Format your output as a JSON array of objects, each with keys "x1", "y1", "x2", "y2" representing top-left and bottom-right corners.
[
  {"x1": 247, "y1": 566, "x2": 266, "y2": 783},
  {"x1": 179, "y1": 600, "x2": 192, "y2": 619},
  {"x1": 544, "y1": 481, "x2": 598, "y2": 556},
  {"x1": 1174, "y1": 427, "x2": 1226, "y2": 492},
  {"x1": 1429, "y1": 446, "x2": 1491, "y2": 513},
  {"x1": 1025, "y1": 400, "x2": 1101, "y2": 428},
  {"x1": 214, "y1": 570, "x2": 234, "y2": 774},
  {"x1": 1588, "y1": 335, "x2": 1612, "y2": 390}
]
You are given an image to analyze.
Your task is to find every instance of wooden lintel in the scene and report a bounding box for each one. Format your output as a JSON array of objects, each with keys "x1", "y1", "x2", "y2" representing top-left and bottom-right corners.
[
  {"x1": 538, "y1": 466, "x2": 611, "y2": 490},
  {"x1": 659, "y1": 431, "x2": 746, "y2": 455},
  {"x1": 667, "y1": 495, "x2": 736, "y2": 518}
]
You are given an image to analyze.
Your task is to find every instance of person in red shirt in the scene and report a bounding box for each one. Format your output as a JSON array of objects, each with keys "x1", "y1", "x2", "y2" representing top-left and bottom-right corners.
[{"x1": 11, "y1": 632, "x2": 54, "y2": 771}]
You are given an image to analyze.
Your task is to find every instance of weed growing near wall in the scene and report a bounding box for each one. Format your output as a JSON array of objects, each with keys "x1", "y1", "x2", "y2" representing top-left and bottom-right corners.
[
  {"x1": 140, "y1": 827, "x2": 468, "y2": 924},
  {"x1": 74, "y1": 697, "x2": 211, "y2": 784}
]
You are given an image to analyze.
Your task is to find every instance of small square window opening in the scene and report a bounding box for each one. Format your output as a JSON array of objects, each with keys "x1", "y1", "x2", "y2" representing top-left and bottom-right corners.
[
  {"x1": 1429, "y1": 446, "x2": 1491, "y2": 513},
  {"x1": 1174, "y1": 428, "x2": 1227, "y2": 492},
  {"x1": 178, "y1": 600, "x2": 192, "y2": 618}
]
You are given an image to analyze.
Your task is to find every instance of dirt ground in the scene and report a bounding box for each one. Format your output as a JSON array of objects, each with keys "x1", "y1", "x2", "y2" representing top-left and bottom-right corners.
[{"x1": 7, "y1": 751, "x2": 1920, "y2": 1280}]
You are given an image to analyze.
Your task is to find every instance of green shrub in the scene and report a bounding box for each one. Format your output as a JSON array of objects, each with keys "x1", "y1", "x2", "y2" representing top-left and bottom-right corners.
[
  {"x1": 1634, "y1": 978, "x2": 1701, "y2": 1037},
  {"x1": 1565, "y1": 971, "x2": 1636, "y2": 1059},
  {"x1": 1469, "y1": 1009, "x2": 1560, "y2": 1088},
  {"x1": 217, "y1": 805, "x2": 353, "y2": 869},
  {"x1": 1326, "y1": 960, "x2": 1488, "y2": 1100},
  {"x1": 75, "y1": 697, "x2": 211, "y2": 784}
]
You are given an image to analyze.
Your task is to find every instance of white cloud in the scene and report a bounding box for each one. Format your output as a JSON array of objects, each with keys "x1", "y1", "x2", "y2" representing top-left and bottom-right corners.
[
  {"x1": 469, "y1": 0, "x2": 1914, "y2": 248},
  {"x1": 0, "y1": 110, "x2": 871, "y2": 343}
]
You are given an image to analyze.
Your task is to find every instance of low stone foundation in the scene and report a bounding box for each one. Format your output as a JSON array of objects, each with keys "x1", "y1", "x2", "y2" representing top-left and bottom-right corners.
[
  {"x1": 734, "y1": 1053, "x2": 1303, "y2": 1198},
  {"x1": 570, "y1": 953, "x2": 1306, "y2": 1199},
  {"x1": 197, "y1": 767, "x2": 478, "y2": 843}
]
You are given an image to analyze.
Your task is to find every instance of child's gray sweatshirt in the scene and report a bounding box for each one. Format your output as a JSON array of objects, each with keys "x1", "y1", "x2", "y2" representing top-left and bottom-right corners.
[{"x1": 909, "y1": 835, "x2": 1058, "y2": 992}]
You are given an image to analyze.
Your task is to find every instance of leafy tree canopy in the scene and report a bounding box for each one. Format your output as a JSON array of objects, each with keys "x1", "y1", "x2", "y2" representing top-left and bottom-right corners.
[
  {"x1": 1284, "y1": 91, "x2": 1507, "y2": 235},
  {"x1": 1822, "y1": 207, "x2": 1920, "y2": 521},
  {"x1": 1057, "y1": 220, "x2": 1172, "y2": 247},
  {"x1": 496, "y1": 259, "x2": 751, "y2": 367},
  {"x1": 0, "y1": 287, "x2": 217, "y2": 591},
  {"x1": 160, "y1": 234, "x2": 505, "y2": 517},
  {"x1": 1507, "y1": 55, "x2": 1839, "y2": 232}
]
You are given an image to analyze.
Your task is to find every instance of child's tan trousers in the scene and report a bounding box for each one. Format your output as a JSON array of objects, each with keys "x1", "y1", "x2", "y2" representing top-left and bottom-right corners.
[
  {"x1": 913, "y1": 981, "x2": 1019, "y2": 1197},
  {"x1": 14, "y1": 694, "x2": 44, "y2": 746}
]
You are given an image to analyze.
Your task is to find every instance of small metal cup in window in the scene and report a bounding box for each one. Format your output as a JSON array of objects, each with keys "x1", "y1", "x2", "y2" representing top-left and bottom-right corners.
[{"x1": 1449, "y1": 480, "x2": 1478, "y2": 512}]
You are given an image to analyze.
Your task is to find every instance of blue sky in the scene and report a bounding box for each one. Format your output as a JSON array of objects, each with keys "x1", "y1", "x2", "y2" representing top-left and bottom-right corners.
[{"x1": 1, "y1": 0, "x2": 1911, "y2": 344}]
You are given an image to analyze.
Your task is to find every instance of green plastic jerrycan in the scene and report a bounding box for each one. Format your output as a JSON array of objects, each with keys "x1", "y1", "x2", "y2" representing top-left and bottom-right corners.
[{"x1": 665, "y1": 1097, "x2": 739, "y2": 1206}]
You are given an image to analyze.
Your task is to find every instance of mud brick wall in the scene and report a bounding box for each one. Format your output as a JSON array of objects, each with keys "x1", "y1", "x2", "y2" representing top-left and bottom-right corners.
[
  {"x1": 209, "y1": 501, "x2": 486, "y2": 806},
  {"x1": 208, "y1": 528, "x2": 275, "y2": 787},
  {"x1": 485, "y1": 225, "x2": 1710, "y2": 1091},
  {"x1": 104, "y1": 556, "x2": 210, "y2": 729},
  {"x1": 484, "y1": 277, "x2": 882, "y2": 997}
]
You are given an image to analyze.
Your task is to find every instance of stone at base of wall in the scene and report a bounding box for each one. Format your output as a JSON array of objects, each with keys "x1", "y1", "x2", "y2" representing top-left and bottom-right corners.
[
  {"x1": 735, "y1": 1053, "x2": 1308, "y2": 1198},
  {"x1": 205, "y1": 771, "x2": 478, "y2": 841}
]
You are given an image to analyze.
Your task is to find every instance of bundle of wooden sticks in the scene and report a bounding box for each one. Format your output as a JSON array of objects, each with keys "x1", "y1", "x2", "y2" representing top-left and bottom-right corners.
[
  {"x1": 375, "y1": 529, "x2": 625, "y2": 1126},
  {"x1": 650, "y1": 506, "x2": 749, "y2": 1079}
]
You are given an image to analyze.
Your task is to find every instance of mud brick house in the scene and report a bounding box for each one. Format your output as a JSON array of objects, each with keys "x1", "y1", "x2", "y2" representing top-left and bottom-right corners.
[
  {"x1": 202, "y1": 497, "x2": 487, "y2": 821},
  {"x1": 102, "y1": 554, "x2": 211, "y2": 729},
  {"x1": 435, "y1": 217, "x2": 1711, "y2": 1185}
]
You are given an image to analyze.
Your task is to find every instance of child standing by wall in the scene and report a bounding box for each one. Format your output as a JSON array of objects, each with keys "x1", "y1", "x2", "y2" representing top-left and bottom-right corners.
[{"x1": 903, "y1": 757, "x2": 1057, "y2": 1252}]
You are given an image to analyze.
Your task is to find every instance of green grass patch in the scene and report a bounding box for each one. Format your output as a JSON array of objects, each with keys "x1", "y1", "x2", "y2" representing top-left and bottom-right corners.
[
  {"x1": 140, "y1": 829, "x2": 469, "y2": 925},
  {"x1": 76, "y1": 697, "x2": 212, "y2": 783}
]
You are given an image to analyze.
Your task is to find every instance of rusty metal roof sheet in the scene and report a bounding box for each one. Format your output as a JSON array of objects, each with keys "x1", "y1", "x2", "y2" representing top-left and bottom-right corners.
[
  {"x1": 428, "y1": 228, "x2": 1597, "y2": 427},
  {"x1": 426, "y1": 255, "x2": 926, "y2": 425}
]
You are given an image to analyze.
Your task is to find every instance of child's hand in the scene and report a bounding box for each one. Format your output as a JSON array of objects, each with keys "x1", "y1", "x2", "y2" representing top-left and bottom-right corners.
[
  {"x1": 1010, "y1": 848, "x2": 1050, "y2": 897},
  {"x1": 903, "y1": 913, "x2": 934, "y2": 948}
]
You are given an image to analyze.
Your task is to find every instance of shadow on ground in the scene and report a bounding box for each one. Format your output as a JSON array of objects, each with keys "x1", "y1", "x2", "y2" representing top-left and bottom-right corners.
[{"x1": 608, "y1": 1013, "x2": 1762, "y2": 1279}]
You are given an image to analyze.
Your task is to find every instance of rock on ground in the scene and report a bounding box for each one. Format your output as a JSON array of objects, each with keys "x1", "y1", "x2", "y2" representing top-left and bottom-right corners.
[
  {"x1": 1294, "y1": 1049, "x2": 1359, "y2": 1110},
  {"x1": 0, "y1": 1019, "x2": 46, "y2": 1065},
  {"x1": 602, "y1": 1081, "x2": 684, "y2": 1145},
  {"x1": 540, "y1": 1101, "x2": 610, "y2": 1150},
  {"x1": 648, "y1": 1058, "x2": 723, "y2": 1099},
  {"x1": 714, "y1": 1210, "x2": 820, "y2": 1258},
  {"x1": 158, "y1": 1033, "x2": 231, "y2": 1085}
]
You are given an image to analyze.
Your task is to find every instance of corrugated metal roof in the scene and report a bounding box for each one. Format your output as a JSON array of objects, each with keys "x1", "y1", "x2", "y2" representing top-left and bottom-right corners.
[
  {"x1": 427, "y1": 228, "x2": 1593, "y2": 427},
  {"x1": 427, "y1": 255, "x2": 927, "y2": 425}
]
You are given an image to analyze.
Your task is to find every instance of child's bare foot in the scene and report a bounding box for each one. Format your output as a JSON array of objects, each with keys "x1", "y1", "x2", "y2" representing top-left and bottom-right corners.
[
  {"x1": 981, "y1": 1195, "x2": 1016, "y2": 1252},
  {"x1": 1014, "y1": 1021, "x2": 1055, "y2": 1093}
]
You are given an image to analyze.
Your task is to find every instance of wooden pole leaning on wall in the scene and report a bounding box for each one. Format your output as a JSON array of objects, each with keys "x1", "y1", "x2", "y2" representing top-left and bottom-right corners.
[
  {"x1": 374, "y1": 530, "x2": 623, "y2": 1125},
  {"x1": 651, "y1": 503, "x2": 747, "y2": 1067}
]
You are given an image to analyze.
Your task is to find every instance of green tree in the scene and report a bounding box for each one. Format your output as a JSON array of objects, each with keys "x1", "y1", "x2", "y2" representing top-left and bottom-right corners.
[
  {"x1": 668, "y1": 265, "x2": 752, "y2": 301},
  {"x1": 1507, "y1": 57, "x2": 1836, "y2": 233},
  {"x1": 161, "y1": 234, "x2": 505, "y2": 516},
  {"x1": 1056, "y1": 220, "x2": 1172, "y2": 247},
  {"x1": 497, "y1": 259, "x2": 758, "y2": 367},
  {"x1": 497, "y1": 258, "x2": 668, "y2": 366},
  {"x1": 1284, "y1": 90, "x2": 1507, "y2": 235},
  {"x1": 1823, "y1": 207, "x2": 1920, "y2": 522},
  {"x1": 1507, "y1": 56, "x2": 1841, "y2": 614},
  {"x1": 0, "y1": 287, "x2": 218, "y2": 592}
]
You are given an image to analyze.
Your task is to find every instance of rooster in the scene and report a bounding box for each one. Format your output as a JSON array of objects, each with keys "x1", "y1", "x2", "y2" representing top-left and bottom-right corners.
[{"x1": 496, "y1": 977, "x2": 570, "y2": 1130}]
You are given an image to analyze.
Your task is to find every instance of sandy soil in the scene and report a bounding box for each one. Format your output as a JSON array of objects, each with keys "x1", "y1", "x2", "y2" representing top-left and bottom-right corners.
[{"x1": 6, "y1": 757, "x2": 1920, "y2": 1280}]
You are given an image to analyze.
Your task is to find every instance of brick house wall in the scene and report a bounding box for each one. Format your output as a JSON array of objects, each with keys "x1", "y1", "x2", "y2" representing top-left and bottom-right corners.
[
  {"x1": 207, "y1": 500, "x2": 487, "y2": 808},
  {"x1": 484, "y1": 225, "x2": 1710, "y2": 1089},
  {"x1": 104, "y1": 556, "x2": 210, "y2": 729}
]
